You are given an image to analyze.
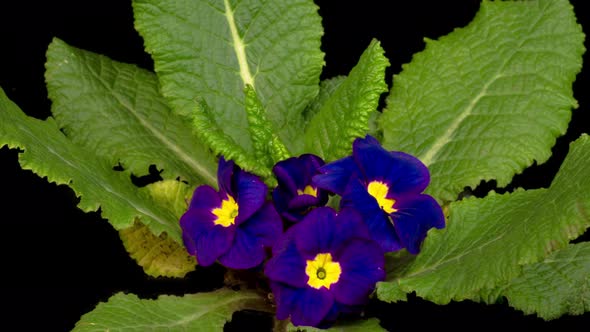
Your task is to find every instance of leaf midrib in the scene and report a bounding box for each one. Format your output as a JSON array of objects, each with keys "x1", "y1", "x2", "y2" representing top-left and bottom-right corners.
[
  {"x1": 223, "y1": 0, "x2": 255, "y2": 88},
  {"x1": 417, "y1": 2, "x2": 547, "y2": 166}
]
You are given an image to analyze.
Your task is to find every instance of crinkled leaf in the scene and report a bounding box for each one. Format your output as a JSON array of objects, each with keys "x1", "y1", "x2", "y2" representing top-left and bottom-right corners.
[
  {"x1": 302, "y1": 76, "x2": 346, "y2": 124},
  {"x1": 45, "y1": 38, "x2": 217, "y2": 186},
  {"x1": 287, "y1": 318, "x2": 385, "y2": 332},
  {"x1": 484, "y1": 243, "x2": 590, "y2": 320},
  {"x1": 305, "y1": 39, "x2": 389, "y2": 161},
  {"x1": 190, "y1": 98, "x2": 272, "y2": 178},
  {"x1": 379, "y1": 0, "x2": 585, "y2": 202},
  {"x1": 377, "y1": 134, "x2": 590, "y2": 305},
  {"x1": 72, "y1": 289, "x2": 269, "y2": 331},
  {"x1": 133, "y1": 0, "x2": 324, "y2": 155},
  {"x1": 120, "y1": 180, "x2": 196, "y2": 278},
  {"x1": 244, "y1": 85, "x2": 290, "y2": 169},
  {"x1": 0, "y1": 88, "x2": 182, "y2": 242}
]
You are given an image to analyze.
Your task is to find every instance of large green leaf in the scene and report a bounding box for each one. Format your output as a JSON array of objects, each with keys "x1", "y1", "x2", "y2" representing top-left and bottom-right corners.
[
  {"x1": 484, "y1": 243, "x2": 590, "y2": 320},
  {"x1": 133, "y1": 0, "x2": 324, "y2": 155},
  {"x1": 377, "y1": 134, "x2": 590, "y2": 304},
  {"x1": 0, "y1": 88, "x2": 182, "y2": 242},
  {"x1": 379, "y1": 0, "x2": 585, "y2": 202},
  {"x1": 304, "y1": 39, "x2": 389, "y2": 161},
  {"x1": 72, "y1": 288, "x2": 269, "y2": 331},
  {"x1": 45, "y1": 38, "x2": 217, "y2": 186}
]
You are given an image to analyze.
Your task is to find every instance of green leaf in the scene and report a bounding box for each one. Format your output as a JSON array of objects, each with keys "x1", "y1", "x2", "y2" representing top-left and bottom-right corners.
[
  {"x1": 133, "y1": 0, "x2": 324, "y2": 155},
  {"x1": 0, "y1": 88, "x2": 183, "y2": 242},
  {"x1": 377, "y1": 134, "x2": 590, "y2": 305},
  {"x1": 302, "y1": 76, "x2": 346, "y2": 124},
  {"x1": 119, "y1": 221, "x2": 196, "y2": 278},
  {"x1": 379, "y1": 0, "x2": 585, "y2": 202},
  {"x1": 244, "y1": 85, "x2": 291, "y2": 168},
  {"x1": 119, "y1": 180, "x2": 196, "y2": 278},
  {"x1": 304, "y1": 39, "x2": 389, "y2": 161},
  {"x1": 488, "y1": 243, "x2": 590, "y2": 320},
  {"x1": 190, "y1": 98, "x2": 272, "y2": 178},
  {"x1": 287, "y1": 318, "x2": 385, "y2": 332},
  {"x1": 72, "y1": 288, "x2": 269, "y2": 331},
  {"x1": 45, "y1": 38, "x2": 218, "y2": 186},
  {"x1": 140, "y1": 180, "x2": 194, "y2": 218}
]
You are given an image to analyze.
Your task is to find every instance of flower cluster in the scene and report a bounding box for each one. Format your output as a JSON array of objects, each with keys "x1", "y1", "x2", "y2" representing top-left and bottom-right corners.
[
  {"x1": 179, "y1": 135, "x2": 445, "y2": 327},
  {"x1": 179, "y1": 157, "x2": 282, "y2": 269},
  {"x1": 314, "y1": 135, "x2": 445, "y2": 254}
]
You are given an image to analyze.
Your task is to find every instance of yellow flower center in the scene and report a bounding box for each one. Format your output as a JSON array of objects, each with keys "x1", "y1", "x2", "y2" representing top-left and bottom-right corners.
[
  {"x1": 305, "y1": 253, "x2": 341, "y2": 289},
  {"x1": 367, "y1": 181, "x2": 397, "y2": 214},
  {"x1": 212, "y1": 195, "x2": 239, "y2": 227},
  {"x1": 297, "y1": 185, "x2": 318, "y2": 197}
]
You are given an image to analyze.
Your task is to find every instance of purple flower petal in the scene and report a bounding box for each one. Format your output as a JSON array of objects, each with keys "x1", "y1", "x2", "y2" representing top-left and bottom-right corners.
[
  {"x1": 290, "y1": 287, "x2": 334, "y2": 328},
  {"x1": 302, "y1": 154, "x2": 325, "y2": 169},
  {"x1": 353, "y1": 135, "x2": 430, "y2": 195},
  {"x1": 244, "y1": 202, "x2": 283, "y2": 247},
  {"x1": 271, "y1": 281, "x2": 336, "y2": 327},
  {"x1": 218, "y1": 203, "x2": 281, "y2": 269},
  {"x1": 367, "y1": 211, "x2": 403, "y2": 253},
  {"x1": 274, "y1": 154, "x2": 325, "y2": 189},
  {"x1": 235, "y1": 169, "x2": 267, "y2": 224},
  {"x1": 293, "y1": 207, "x2": 337, "y2": 258},
  {"x1": 265, "y1": 241, "x2": 307, "y2": 288},
  {"x1": 218, "y1": 227, "x2": 264, "y2": 269},
  {"x1": 313, "y1": 156, "x2": 358, "y2": 195},
  {"x1": 272, "y1": 154, "x2": 328, "y2": 223},
  {"x1": 272, "y1": 187, "x2": 300, "y2": 222},
  {"x1": 287, "y1": 193, "x2": 322, "y2": 210},
  {"x1": 341, "y1": 178, "x2": 381, "y2": 214},
  {"x1": 317, "y1": 303, "x2": 341, "y2": 329},
  {"x1": 331, "y1": 208, "x2": 371, "y2": 248},
  {"x1": 342, "y1": 179, "x2": 403, "y2": 252},
  {"x1": 392, "y1": 193, "x2": 445, "y2": 254},
  {"x1": 188, "y1": 185, "x2": 221, "y2": 210},
  {"x1": 269, "y1": 282, "x2": 297, "y2": 321},
  {"x1": 195, "y1": 224, "x2": 236, "y2": 266},
  {"x1": 273, "y1": 159, "x2": 300, "y2": 194},
  {"x1": 179, "y1": 208, "x2": 217, "y2": 256},
  {"x1": 332, "y1": 239, "x2": 385, "y2": 305},
  {"x1": 217, "y1": 157, "x2": 235, "y2": 196}
]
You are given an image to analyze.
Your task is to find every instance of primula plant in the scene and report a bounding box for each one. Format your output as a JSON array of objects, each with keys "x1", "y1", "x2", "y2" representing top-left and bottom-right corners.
[{"x1": 0, "y1": 0, "x2": 588, "y2": 330}]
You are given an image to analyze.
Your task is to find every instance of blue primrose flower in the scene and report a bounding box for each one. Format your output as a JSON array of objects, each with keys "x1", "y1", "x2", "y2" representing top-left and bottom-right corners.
[
  {"x1": 272, "y1": 154, "x2": 329, "y2": 222},
  {"x1": 313, "y1": 135, "x2": 445, "y2": 254},
  {"x1": 180, "y1": 157, "x2": 282, "y2": 269},
  {"x1": 265, "y1": 207, "x2": 385, "y2": 328}
]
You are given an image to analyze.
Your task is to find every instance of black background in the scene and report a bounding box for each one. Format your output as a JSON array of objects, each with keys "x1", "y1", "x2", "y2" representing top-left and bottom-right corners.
[{"x1": 0, "y1": 1, "x2": 589, "y2": 331}]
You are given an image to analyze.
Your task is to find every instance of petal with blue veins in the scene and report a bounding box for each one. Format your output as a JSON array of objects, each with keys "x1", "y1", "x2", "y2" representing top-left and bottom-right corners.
[
  {"x1": 391, "y1": 193, "x2": 445, "y2": 254},
  {"x1": 353, "y1": 135, "x2": 430, "y2": 195}
]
